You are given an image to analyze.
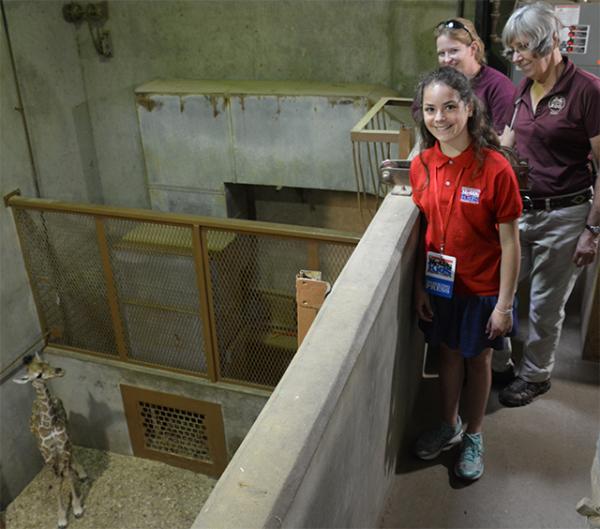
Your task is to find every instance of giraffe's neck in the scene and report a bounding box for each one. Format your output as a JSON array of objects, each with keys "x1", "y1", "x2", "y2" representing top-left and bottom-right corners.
[
  {"x1": 31, "y1": 380, "x2": 57, "y2": 428},
  {"x1": 32, "y1": 379, "x2": 52, "y2": 405}
]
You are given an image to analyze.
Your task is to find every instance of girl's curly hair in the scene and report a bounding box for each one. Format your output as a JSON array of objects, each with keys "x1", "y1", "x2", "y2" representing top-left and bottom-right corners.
[{"x1": 414, "y1": 66, "x2": 501, "y2": 186}]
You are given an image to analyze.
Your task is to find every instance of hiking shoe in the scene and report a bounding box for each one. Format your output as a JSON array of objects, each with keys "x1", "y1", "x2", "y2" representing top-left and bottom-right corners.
[
  {"x1": 491, "y1": 365, "x2": 515, "y2": 387},
  {"x1": 499, "y1": 377, "x2": 551, "y2": 407},
  {"x1": 455, "y1": 432, "x2": 484, "y2": 480},
  {"x1": 414, "y1": 417, "x2": 463, "y2": 460}
]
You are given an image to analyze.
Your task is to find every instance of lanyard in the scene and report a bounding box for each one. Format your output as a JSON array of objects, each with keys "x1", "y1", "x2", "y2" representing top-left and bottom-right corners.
[
  {"x1": 508, "y1": 97, "x2": 522, "y2": 130},
  {"x1": 432, "y1": 163, "x2": 465, "y2": 254}
]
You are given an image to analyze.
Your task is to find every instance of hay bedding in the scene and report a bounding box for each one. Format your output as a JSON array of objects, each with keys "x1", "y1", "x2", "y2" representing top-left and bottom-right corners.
[{"x1": 5, "y1": 446, "x2": 216, "y2": 529}]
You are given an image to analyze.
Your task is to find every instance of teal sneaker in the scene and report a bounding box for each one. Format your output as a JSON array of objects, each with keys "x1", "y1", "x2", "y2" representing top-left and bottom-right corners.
[
  {"x1": 455, "y1": 432, "x2": 484, "y2": 480},
  {"x1": 414, "y1": 417, "x2": 463, "y2": 460}
]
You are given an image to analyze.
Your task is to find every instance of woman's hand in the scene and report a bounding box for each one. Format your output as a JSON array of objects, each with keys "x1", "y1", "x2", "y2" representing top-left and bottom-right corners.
[
  {"x1": 486, "y1": 309, "x2": 513, "y2": 340},
  {"x1": 573, "y1": 228, "x2": 599, "y2": 267},
  {"x1": 415, "y1": 285, "x2": 433, "y2": 322}
]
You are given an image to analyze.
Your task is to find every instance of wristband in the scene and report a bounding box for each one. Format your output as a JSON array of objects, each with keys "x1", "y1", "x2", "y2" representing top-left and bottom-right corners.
[{"x1": 494, "y1": 306, "x2": 513, "y2": 315}]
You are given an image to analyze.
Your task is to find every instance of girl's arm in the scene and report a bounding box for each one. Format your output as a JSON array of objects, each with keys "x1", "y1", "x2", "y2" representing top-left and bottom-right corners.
[
  {"x1": 486, "y1": 218, "x2": 520, "y2": 339},
  {"x1": 414, "y1": 214, "x2": 433, "y2": 322}
]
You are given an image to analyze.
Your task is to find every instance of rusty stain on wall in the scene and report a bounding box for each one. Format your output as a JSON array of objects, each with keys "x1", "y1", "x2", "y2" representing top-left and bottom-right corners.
[
  {"x1": 209, "y1": 96, "x2": 220, "y2": 118},
  {"x1": 136, "y1": 94, "x2": 163, "y2": 112},
  {"x1": 327, "y1": 97, "x2": 355, "y2": 107}
]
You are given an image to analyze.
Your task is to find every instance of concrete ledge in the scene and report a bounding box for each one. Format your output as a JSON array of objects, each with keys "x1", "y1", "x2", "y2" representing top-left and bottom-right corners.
[
  {"x1": 135, "y1": 79, "x2": 397, "y2": 101},
  {"x1": 193, "y1": 194, "x2": 421, "y2": 528}
]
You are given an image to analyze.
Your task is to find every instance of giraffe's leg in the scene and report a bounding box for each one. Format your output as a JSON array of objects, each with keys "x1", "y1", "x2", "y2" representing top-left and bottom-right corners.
[
  {"x1": 71, "y1": 458, "x2": 88, "y2": 481},
  {"x1": 57, "y1": 475, "x2": 68, "y2": 529},
  {"x1": 67, "y1": 468, "x2": 84, "y2": 518}
]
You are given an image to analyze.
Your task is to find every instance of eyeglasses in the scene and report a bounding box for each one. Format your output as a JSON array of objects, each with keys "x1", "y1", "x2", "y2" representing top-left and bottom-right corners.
[
  {"x1": 502, "y1": 42, "x2": 531, "y2": 59},
  {"x1": 437, "y1": 19, "x2": 475, "y2": 44}
]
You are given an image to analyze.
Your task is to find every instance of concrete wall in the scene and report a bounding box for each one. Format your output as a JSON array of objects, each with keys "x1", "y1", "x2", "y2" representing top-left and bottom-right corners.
[
  {"x1": 0, "y1": 12, "x2": 44, "y2": 510},
  {"x1": 2, "y1": 0, "x2": 102, "y2": 203},
  {"x1": 29, "y1": 349, "x2": 270, "y2": 462},
  {"x1": 3, "y1": 0, "x2": 456, "y2": 209},
  {"x1": 136, "y1": 81, "x2": 397, "y2": 216},
  {"x1": 194, "y1": 193, "x2": 422, "y2": 528}
]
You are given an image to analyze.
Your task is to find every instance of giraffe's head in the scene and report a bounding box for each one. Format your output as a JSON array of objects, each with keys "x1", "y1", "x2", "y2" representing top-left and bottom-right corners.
[{"x1": 13, "y1": 352, "x2": 65, "y2": 384}]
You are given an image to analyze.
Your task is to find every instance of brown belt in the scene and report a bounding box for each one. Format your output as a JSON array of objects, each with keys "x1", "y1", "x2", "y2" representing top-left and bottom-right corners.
[{"x1": 521, "y1": 189, "x2": 592, "y2": 211}]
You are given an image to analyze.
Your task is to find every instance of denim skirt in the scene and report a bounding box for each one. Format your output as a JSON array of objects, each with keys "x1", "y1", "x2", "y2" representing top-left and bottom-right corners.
[{"x1": 419, "y1": 294, "x2": 518, "y2": 358}]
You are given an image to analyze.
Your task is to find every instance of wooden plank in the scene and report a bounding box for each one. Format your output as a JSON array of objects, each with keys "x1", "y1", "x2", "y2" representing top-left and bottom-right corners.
[{"x1": 296, "y1": 275, "x2": 329, "y2": 346}]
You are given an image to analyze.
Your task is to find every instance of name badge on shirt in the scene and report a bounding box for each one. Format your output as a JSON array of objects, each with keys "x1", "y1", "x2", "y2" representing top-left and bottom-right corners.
[
  {"x1": 425, "y1": 251, "x2": 457, "y2": 299},
  {"x1": 460, "y1": 186, "x2": 481, "y2": 204}
]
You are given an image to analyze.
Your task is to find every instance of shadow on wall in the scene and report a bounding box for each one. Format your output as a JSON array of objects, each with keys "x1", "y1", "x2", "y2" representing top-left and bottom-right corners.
[
  {"x1": 68, "y1": 392, "x2": 113, "y2": 452},
  {"x1": 0, "y1": 467, "x2": 8, "y2": 513},
  {"x1": 383, "y1": 221, "x2": 423, "y2": 476},
  {"x1": 0, "y1": 376, "x2": 44, "y2": 511}
]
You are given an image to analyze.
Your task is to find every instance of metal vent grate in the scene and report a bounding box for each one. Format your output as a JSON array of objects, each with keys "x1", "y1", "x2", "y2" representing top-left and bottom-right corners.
[
  {"x1": 121, "y1": 385, "x2": 227, "y2": 476},
  {"x1": 139, "y1": 400, "x2": 211, "y2": 461}
]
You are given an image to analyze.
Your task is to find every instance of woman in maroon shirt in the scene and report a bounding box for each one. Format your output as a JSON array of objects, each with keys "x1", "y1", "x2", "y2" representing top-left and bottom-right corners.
[
  {"x1": 499, "y1": 1, "x2": 600, "y2": 407},
  {"x1": 434, "y1": 18, "x2": 516, "y2": 134}
]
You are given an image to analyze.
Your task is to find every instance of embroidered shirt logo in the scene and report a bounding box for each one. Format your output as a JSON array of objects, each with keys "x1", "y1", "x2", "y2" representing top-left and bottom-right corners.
[
  {"x1": 548, "y1": 95, "x2": 566, "y2": 115},
  {"x1": 460, "y1": 186, "x2": 481, "y2": 204}
]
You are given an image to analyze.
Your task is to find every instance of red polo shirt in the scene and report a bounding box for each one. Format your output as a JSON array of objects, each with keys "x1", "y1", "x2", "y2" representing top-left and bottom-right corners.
[
  {"x1": 507, "y1": 57, "x2": 600, "y2": 197},
  {"x1": 410, "y1": 143, "x2": 522, "y2": 296}
]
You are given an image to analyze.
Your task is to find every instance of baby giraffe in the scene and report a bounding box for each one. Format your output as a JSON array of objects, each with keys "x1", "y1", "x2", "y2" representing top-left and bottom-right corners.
[{"x1": 13, "y1": 352, "x2": 86, "y2": 528}]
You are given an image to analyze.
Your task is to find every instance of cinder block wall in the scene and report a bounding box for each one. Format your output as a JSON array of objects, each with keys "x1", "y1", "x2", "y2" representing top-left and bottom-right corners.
[{"x1": 194, "y1": 194, "x2": 423, "y2": 528}]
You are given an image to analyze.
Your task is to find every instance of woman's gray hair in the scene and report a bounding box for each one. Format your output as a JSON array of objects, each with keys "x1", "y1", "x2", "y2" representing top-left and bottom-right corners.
[{"x1": 502, "y1": 1, "x2": 562, "y2": 57}]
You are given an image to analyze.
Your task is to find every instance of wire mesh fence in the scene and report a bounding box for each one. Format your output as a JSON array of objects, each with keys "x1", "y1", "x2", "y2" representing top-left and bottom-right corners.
[
  {"x1": 205, "y1": 230, "x2": 353, "y2": 386},
  {"x1": 106, "y1": 219, "x2": 208, "y2": 374},
  {"x1": 8, "y1": 196, "x2": 358, "y2": 389},
  {"x1": 13, "y1": 208, "x2": 119, "y2": 356}
]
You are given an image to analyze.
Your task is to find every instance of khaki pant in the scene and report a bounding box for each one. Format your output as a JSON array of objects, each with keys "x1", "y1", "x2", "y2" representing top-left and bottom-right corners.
[{"x1": 493, "y1": 202, "x2": 590, "y2": 382}]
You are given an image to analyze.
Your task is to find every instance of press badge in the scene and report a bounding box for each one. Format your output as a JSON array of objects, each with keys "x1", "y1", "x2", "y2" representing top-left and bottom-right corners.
[{"x1": 425, "y1": 251, "x2": 456, "y2": 299}]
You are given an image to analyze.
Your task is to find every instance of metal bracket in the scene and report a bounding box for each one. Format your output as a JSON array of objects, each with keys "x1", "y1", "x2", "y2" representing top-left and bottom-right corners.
[
  {"x1": 62, "y1": 1, "x2": 112, "y2": 58},
  {"x1": 380, "y1": 159, "x2": 412, "y2": 195},
  {"x1": 3, "y1": 188, "x2": 22, "y2": 207}
]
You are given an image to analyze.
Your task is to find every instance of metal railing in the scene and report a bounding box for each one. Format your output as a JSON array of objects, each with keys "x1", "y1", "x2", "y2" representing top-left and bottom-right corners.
[
  {"x1": 350, "y1": 97, "x2": 414, "y2": 222},
  {"x1": 5, "y1": 190, "x2": 358, "y2": 389}
]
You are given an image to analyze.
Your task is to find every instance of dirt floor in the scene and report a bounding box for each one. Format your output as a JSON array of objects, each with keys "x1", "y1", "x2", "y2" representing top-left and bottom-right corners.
[{"x1": 4, "y1": 446, "x2": 216, "y2": 529}]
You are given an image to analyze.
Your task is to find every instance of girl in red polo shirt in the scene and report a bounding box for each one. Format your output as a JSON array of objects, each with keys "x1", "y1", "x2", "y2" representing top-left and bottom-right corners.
[{"x1": 410, "y1": 67, "x2": 522, "y2": 480}]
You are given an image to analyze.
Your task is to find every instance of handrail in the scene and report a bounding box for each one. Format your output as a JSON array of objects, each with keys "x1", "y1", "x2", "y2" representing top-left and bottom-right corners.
[
  {"x1": 349, "y1": 97, "x2": 415, "y2": 224},
  {"x1": 350, "y1": 96, "x2": 413, "y2": 143},
  {"x1": 4, "y1": 190, "x2": 360, "y2": 245}
]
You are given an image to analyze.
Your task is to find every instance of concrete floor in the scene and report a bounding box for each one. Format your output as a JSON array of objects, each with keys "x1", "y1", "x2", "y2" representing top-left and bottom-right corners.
[{"x1": 381, "y1": 315, "x2": 600, "y2": 529}]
